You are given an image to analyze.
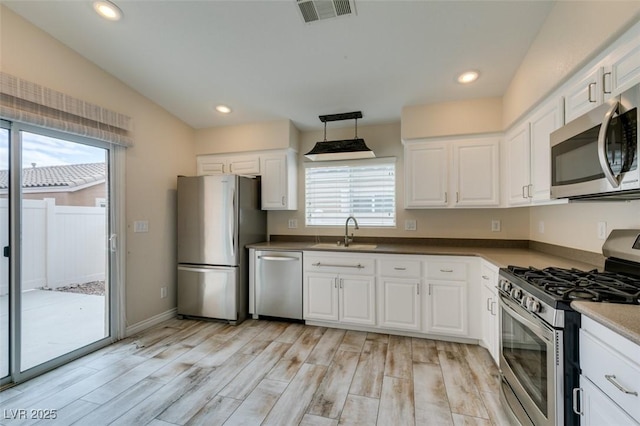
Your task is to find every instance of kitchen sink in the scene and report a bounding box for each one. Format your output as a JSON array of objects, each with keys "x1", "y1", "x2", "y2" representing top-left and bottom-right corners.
[{"x1": 311, "y1": 243, "x2": 377, "y2": 250}]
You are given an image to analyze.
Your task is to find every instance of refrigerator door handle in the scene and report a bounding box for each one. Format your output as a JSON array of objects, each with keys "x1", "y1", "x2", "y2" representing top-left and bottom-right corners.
[{"x1": 230, "y1": 185, "x2": 236, "y2": 258}]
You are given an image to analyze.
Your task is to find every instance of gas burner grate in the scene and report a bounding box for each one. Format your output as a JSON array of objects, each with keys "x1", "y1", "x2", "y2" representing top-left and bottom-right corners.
[{"x1": 506, "y1": 265, "x2": 640, "y2": 304}]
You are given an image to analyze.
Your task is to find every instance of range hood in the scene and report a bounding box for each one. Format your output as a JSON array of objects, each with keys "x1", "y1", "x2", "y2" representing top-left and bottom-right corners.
[{"x1": 304, "y1": 111, "x2": 375, "y2": 161}]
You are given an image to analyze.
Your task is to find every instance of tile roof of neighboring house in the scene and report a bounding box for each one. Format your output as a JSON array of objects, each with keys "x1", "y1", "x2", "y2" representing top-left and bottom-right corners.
[{"x1": 0, "y1": 163, "x2": 106, "y2": 190}]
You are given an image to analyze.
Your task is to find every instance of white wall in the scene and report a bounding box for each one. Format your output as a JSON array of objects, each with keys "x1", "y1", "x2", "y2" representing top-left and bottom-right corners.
[{"x1": 1, "y1": 6, "x2": 196, "y2": 326}]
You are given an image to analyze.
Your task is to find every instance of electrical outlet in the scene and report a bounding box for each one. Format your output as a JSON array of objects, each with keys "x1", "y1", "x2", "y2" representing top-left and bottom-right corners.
[
  {"x1": 160, "y1": 286, "x2": 167, "y2": 299},
  {"x1": 288, "y1": 219, "x2": 298, "y2": 229},
  {"x1": 133, "y1": 220, "x2": 149, "y2": 233},
  {"x1": 538, "y1": 221, "x2": 545, "y2": 234},
  {"x1": 405, "y1": 219, "x2": 417, "y2": 231},
  {"x1": 597, "y1": 221, "x2": 607, "y2": 240},
  {"x1": 491, "y1": 220, "x2": 501, "y2": 232}
]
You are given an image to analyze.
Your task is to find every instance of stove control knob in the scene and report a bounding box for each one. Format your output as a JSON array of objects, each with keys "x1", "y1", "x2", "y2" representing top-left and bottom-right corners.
[
  {"x1": 521, "y1": 296, "x2": 531, "y2": 308},
  {"x1": 528, "y1": 299, "x2": 541, "y2": 313},
  {"x1": 510, "y1": 288, "x2": 522, "y2": 300},
  {"x1": 501, "y1": 280, "x2": 512, "y2": 293}
]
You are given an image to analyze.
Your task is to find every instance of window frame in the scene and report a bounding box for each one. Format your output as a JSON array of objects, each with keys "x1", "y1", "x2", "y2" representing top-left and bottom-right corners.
[{"x1": 304, "y1": 157, "x2": 397, "y2": 228}]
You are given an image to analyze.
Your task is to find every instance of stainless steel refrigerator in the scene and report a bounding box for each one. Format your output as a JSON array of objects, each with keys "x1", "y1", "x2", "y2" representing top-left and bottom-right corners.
[{"x1": 177, "y1": 175, "x2": 266, "y2": 324}]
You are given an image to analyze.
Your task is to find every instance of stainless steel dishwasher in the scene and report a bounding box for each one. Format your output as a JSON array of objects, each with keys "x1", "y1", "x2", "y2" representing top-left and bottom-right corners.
[{"x1": 254, "y1": 251, "x2": 303, "y2": 320}]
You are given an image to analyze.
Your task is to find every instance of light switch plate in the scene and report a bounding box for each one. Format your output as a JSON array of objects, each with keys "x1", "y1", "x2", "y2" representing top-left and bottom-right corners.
[
  {"x1": 597, "y1": 221, "x2": 607, "y2": 240},
  {"x1": 288, "y1": 219, "x2": 298, "y2": 229},
  {"x1": 405, "y1": 220, "x2": 417, "y2": 231},
  {"x1": 134, "y1": 220, "x2": 149, "y2": 233},
  {"x1": 538, "y1": 221, "x2": 545, "y2": 234},
  {"x1": 491, "y1": 220, "x2": 501, "y2": 232}
]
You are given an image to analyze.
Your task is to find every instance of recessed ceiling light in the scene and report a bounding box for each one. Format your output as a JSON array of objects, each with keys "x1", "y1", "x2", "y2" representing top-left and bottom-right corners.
[
  {"x1": 215, "y1": 105, "x2": 232, "y2": 114},
  {"x1": 93, "y1": 1, "x2": 122, "y2": 21},
  {"x1": 457, "y1": 71, "x2": 479, "y2": 84}
]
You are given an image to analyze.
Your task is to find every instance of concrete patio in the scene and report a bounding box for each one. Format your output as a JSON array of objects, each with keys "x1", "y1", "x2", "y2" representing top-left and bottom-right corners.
[{"x1": 0, "y1": 289, "x2": 106, "y2": 374}]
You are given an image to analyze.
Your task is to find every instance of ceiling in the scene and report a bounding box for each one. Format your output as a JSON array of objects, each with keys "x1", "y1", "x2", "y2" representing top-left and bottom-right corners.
[{"x1": 4, "y1": 1, "x2": 554, "y2": 131}]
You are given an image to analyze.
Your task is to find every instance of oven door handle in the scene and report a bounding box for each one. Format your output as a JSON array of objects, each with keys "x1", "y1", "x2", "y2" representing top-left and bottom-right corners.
[
  {"x1": 499, "y1": 294, "x2": 554, "y2": 343},
  {"x1": 597, "y1": 99, "x2": 622, "y2": 188}
]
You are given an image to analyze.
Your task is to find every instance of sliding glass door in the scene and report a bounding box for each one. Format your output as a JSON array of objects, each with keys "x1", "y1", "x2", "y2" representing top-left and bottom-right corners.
[{"x1": 1, "y1": 123, "x2": 118, "y2": 386}]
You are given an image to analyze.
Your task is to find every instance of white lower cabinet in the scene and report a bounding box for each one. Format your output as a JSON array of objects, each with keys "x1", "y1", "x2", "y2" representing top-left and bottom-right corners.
[
  {"x1": 303, "y1": 254, "x2": 375, "y2": 326},
  {"x1": 576, "y1": 316, "x2": 640, "y2": 424},
  {"x1": 304, "y1": 272, "x2": 339, "y2": 322},
  {"x1": 578, "y1": 376, "x2": 639, "y2": 426},
  {"x1": 480, "y1": 261, "x2": 499, "y2": 364},
  {"x1": 377, "y1": 278, "x2": 421, "y2": 331},
  {"x1": 303, "y1": 251, "x2": 482, "y2": 341},
  {"x1": 424, "y1": 280, "x2": 468, "y2": 336}
]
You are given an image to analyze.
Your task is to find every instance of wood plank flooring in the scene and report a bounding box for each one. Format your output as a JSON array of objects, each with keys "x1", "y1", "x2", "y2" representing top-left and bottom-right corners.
[{"x1": 0, "y1": 319, "x2": 512, "y2": 425}]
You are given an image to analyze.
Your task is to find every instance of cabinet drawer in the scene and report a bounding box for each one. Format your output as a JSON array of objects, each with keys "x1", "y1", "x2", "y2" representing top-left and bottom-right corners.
[
  {"x1": 481, "y1": 263, "x2": 497, "y2": 286},
  {"x1": 228, "y1": 156, "x2": 260, "y2": 175},
  {"x1": 426, "y1": 261, "x2": 468, "y2": 280},
  {"x1": 304, "y1": 255, "x2": 375, "y2": 275},
  {"x1": 379, "y1": 258, "x2": 421, "y2": 278},
  {"x1": 580, "y1": 327, "x2": 640, "y2": 420}
]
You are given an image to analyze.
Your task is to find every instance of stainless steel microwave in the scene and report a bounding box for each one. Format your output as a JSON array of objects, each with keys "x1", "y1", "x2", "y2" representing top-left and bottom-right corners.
[{"x1": 550, "y1": 83, "x2": 639, "y2": 200}]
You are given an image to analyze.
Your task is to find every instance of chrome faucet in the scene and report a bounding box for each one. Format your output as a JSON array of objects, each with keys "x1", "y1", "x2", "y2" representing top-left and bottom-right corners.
[{"x1": 344, "y1": 216, "x2": 359, "y2": 247}]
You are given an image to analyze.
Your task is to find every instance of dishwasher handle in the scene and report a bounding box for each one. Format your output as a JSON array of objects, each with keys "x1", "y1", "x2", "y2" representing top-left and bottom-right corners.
[{"x1": 257, "y1": 255, "x2": 300, "y2": 261}]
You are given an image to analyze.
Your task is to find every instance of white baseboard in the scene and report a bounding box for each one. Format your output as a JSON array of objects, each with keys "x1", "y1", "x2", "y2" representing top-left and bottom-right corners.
[{"x1": 125, "y1": 308, "x2": 177, "y2": 337}]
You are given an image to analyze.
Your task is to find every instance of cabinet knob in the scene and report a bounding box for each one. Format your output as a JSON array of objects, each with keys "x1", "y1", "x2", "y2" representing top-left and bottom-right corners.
[{"x1": 281, "y1": 196, "x2": 285, "y2": 206}]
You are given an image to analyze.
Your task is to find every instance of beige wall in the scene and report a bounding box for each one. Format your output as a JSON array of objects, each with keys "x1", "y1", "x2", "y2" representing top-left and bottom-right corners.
[
  {"x1": 195, "y1": 119, "x2": 299, "y2": 155},
  {"x1": 530, "y1": 201, "x2": 640, "y2": 254},
  {"x1": 268, "y1": 122, "x2": 530, "y2": 241},
  {"x1": 401, "y1": 98, "x2": 502, "y2": 141},
  {"x1": 503, "y1": 1, "x2": 640, "y2": 128},
  {"x1": 1, "y1": 7, "x2": 196, "y2": 326}
]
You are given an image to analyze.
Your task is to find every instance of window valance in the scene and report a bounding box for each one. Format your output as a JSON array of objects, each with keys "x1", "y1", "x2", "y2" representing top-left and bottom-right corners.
[{"x1": 0, "y1": 72, "x2": 133, "y2": 147}]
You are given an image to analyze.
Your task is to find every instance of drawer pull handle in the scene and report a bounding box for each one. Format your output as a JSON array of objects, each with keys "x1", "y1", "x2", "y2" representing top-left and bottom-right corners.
[
  {"x1": 605, "y1": 375, "x2": 638, "y2": 396},
  {"x1": 440, "y1": 269, "x2": 453, "y2": 273},
  {"x1": 482, "y1": 275, "x2": 490, "y2": 280},
  {"x1": 312, "y1": 262, "x2": 365, "y2": 269},
  {"x1": 394, "y1": 267, "x2": 407, "y2": 271}
]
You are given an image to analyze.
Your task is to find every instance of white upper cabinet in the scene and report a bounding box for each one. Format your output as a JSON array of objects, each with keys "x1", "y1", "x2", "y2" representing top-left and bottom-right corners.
[
  {"x1": 608, "y1": 22, "x2": 640, "y2": 95},
  {"x1": 453, "y1": 138, "x2": 500, "y2": 207},
  {"x1": 197, "y1": 154, "x2": 260, "y2": 176},
  {"x1": 260, "y1": 149, "x2": 297, "y2": 210},
  {"x1": 404, "y1": 142, "x2": 448, "y2": 207},
  {"x1": 529, "y1": 97, "x2": 564, "y2": 202},
  {"x1": 563, "y1": 66, "x2": 604, "y2": 123},
  {"x1": 404, "y1": 137, "x2": 499, "y2": 209},
  {"x1": 197, "y1": 149, "x2": 298, "y2": 210},
  {"x1": 505, "y1": 122, "x2": 531, "y2": 206}
]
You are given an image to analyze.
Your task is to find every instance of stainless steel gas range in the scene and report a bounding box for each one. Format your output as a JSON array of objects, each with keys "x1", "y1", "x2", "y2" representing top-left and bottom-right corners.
[{"x1": 498, "y1": 229, "x2": 640, "y2": 426}]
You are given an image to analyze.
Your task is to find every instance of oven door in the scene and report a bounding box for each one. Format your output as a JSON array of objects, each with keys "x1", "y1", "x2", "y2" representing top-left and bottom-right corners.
[{"x1": 499, "y1": 294, "x2": 561, "y2": 426}]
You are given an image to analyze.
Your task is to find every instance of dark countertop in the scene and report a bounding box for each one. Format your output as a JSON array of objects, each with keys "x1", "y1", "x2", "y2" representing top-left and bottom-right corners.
[{"x1": 246, "y1": 241, "x2": 599, "y2": 270}]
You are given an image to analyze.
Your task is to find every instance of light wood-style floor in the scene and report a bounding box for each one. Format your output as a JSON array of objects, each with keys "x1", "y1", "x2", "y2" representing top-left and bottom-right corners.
[{"x1": 0, "y1": 318, "x2": 513, "y2": 425}]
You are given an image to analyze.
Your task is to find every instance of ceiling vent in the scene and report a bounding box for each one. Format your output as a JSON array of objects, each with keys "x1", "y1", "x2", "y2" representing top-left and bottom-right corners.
[{"x1": 296, "y1": 0, "x2": 356, "y2": 24}]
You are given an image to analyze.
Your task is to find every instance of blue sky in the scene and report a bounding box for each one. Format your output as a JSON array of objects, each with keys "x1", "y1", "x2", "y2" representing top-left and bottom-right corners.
[{"x1": 0, "y1": 130, "x2": 106, "y2": 170}]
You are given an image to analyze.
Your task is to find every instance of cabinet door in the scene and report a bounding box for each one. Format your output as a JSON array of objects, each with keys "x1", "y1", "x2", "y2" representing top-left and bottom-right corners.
[
  {"x1": 610, "y1": 30, "x2": 640, "y2": 95},
  {"x1": 227, "y1": 156, "x2": 260, "y2": 175},
  {"x1": 564, "y1": 67, "x2": 603, "y2": 123},
  {"x1": 197, "y1": 156, "x2": 227, "y2": 175},
  {"x1": 339, "y1": 275, "x2": 376, "y2": 326},
  {"x1": 424, "y1": 280, "x2": 468, "y2": 336},
  {"x1": 453, "y1": 138, "x2": 500, "y2": 207},
  {"x1": 261, "y1": 154, "x2": 296, "y2": 210},
  {"x1": 579, "y1": 376, "x2": 639, "y2": 426},
  {"x1": 404, "y1": 142, "x2": 448, "y2": 207},
  {"x1": 529, "y1": 98, "x2": 564, "y2": 202},
  {"x1": 304, "y1": 273, "x2": 339, "y2": 321},
  {"x1": 377, "y1": 278, "x2": 421, "y2": 331},
  {"x1": 505, "y1": 123, "x2": 531, "y2": 206}
]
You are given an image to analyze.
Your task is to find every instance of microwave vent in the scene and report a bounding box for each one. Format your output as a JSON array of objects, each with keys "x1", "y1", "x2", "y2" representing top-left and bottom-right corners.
[{"x1": 296, "y1": 0, "x2": 356, "y2": 24}]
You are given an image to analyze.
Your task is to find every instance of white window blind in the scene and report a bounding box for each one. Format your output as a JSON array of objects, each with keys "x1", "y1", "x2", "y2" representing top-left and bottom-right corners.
[{"x1": 305, "y1": 158, "x2": 396, "y2": 227}]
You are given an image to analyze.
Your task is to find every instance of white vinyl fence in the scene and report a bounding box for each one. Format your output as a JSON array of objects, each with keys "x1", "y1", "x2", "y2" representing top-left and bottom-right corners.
[{"x1": 0, "y1": 198, "x2": 106, "y2": 295}]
